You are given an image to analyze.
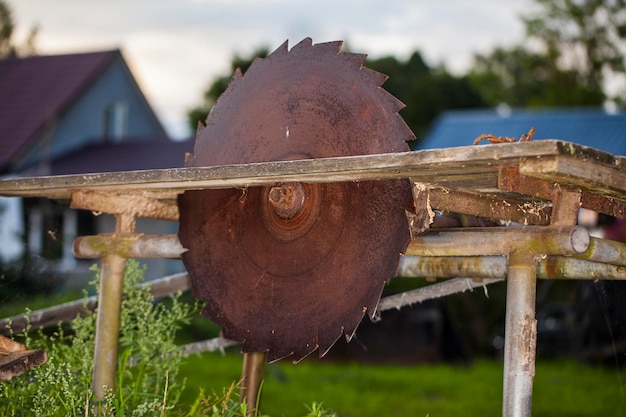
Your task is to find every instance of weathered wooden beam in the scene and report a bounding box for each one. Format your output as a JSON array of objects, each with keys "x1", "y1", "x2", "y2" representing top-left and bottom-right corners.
[
  {"x1": 0, "y1": 334, "x2": 44, "y2": 382},
  {"x1": 417, "y1": 184, "x2": 551, "y2": 225},
  {"x1": 1, "y1": 141, "x2": 623, "y2": 201},
  {"x1": 499, "y1": 166, "x2": 626, "y2": 219},
  {"x1": 71, "y1": 190, "x2": 179, "y2": 221},
  {"x1": 520, "y1": 155, "x2": 626, "y2": 200}
]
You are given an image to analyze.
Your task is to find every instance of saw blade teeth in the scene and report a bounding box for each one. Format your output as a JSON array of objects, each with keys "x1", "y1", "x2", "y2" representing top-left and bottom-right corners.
[
  {"x1": 378, "y1": 87, "x2": 407, "y2": 113},
  {"x1": 312, "y1": 40, "x2": 344, "y2": 55},
  {"x1": 266, "y1": 345, "x2": 292, "y2": 363},
  {"x1": 397, "y1": 117, "x2": 418, "y2": 143},
  {"x1": 268, "y1": 39, "x2": 289, "y2": 58},
  {"x1": 342, "y1": 313, "x2": 365, "y2": 343},
  {"x1": 341, "y1": 52, "x2": 367, "y2": 68},
  {"x1": 195, "y1": 120, "x2": 206, "y2": 139},
  {"x1": 231, "y1": 67, "x2": 243, "y2": 81},
  {"x1": 317, "y1": 326, "x2": 343, "y2": 358},
  {"x1": 290, "y1": 37, "x2": 313, "y2": 53},
  {"x1": 359, "y1": 66, "x2": 389, "y2": 87},
  {"x1": 291, "y1": 345, "x2": 316, "y2": 364}
]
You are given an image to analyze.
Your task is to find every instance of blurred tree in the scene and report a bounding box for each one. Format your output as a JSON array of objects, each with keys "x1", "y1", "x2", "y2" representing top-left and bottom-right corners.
[
  {"x1": 470, "y1": 0, "x2": 625, "y2": 107},
  {"x1": 187, "y1": 47, "x2": 269, "y2": 131},
  {"x1": 0, "y1": 0, "x2": 14, "y2": 57},
  {"x1": 524, "y1": 0, "x2": 626, "y2": 102},
  {"x1": 0, "y1": 0, "x2": 37, "y2": 58},
  {"x1": 468, "y1": 46, "x2": 604, "y2": 107}
]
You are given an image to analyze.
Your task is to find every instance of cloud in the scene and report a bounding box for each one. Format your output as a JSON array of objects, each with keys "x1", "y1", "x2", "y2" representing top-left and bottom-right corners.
[{"x1": 9, "y1": 0, "x2": 531, "y2": 139}]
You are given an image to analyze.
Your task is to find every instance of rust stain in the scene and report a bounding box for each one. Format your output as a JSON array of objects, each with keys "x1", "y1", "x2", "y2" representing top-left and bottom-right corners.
[{"x1": 521, "y1": 315, "x2": 537, "y2": 376}]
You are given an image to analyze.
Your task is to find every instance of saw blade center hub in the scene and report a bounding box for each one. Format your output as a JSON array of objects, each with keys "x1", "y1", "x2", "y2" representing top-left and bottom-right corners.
[{"x1": 268, "y1": 182, "x2": 306, "y2": 219}]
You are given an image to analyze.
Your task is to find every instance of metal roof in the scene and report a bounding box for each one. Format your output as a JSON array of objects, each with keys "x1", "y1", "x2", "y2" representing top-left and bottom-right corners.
[{"x1": 420, "y1": 108, "x2": 626, "y2": 156}]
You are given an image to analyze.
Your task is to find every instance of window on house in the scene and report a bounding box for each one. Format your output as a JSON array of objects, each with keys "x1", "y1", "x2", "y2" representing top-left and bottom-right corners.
[{"x1": 103, "y1": 101, "x2": 129, "y2": 141}]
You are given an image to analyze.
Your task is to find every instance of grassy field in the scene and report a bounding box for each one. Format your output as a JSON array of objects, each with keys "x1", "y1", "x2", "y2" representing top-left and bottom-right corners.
[
  {"x1": 178, "y1": 351, "x2": 626, "y2": 417},
  {"x1": 3, "y1": 275, "x2": 624, "y2": 416}
]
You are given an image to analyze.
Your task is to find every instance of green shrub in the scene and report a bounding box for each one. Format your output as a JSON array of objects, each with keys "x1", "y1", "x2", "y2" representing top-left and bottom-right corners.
[
  {"x1": 0, "y1": 260, "x2": 196, "y2": 416},
  {"x1": 0, "y1": 260, "x2": 337, "y2": 417}
]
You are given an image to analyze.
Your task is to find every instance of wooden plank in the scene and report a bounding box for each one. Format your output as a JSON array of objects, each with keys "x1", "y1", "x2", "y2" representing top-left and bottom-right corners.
[
  {"x1": 421, "y1": 185, "x2": 551, "y2": 225},
  {"x1": 0, "y1": 349, "x2": 47, "y2": 381},
  {"x1": 499, "y1": 166, "x2": 626, "y2": 219},
  {"x1": 70, "y1": 190, "x2": 179, "y2": 221},
  {"x1": 520, "y1": 156, "x2": 626, "y2": 199},
  {"x1": 0, "y1": 140, "x2": 605, "y2": 200}
]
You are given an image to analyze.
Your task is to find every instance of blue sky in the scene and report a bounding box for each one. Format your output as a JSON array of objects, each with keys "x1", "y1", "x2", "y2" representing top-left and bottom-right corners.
[{"x1": 10, "y1": 0, "x2": 531, "y2": 139}]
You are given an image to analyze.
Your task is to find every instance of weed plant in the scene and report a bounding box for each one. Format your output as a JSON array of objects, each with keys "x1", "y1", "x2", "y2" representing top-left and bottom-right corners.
[
  {"x1": 0, "y1": 260, "x2": 336, "y2": 417},
  {"x1": 1, "y1": 260, "x2": 196, "y2": 415}
]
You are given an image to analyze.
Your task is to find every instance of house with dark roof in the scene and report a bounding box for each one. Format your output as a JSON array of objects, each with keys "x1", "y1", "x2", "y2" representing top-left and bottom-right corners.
[
  {"x1": 0, "y1": 50, "x2": 193, "y2": 286},
  {"x1": 0, "y1": 50, "x2": 171, "y2": 175},
  {"x1": 419, "y1": 107, "x2": 626, "y2": 155}
]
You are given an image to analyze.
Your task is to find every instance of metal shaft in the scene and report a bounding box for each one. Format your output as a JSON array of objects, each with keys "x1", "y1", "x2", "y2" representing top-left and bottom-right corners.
[
  {"x1": 398, "y1": 255, "x2": 626, "y2": 280},
  {"x1": 406, "y1": 226, "x2": 589, "y2": 257},
  {"x1": 241, "y1": 352, "x2": 267, "y2": 417},
  {"x1": 74, "y1": 234, "x2": 185, "y2": 259},
  {"x1": 92, "y1": 214, "x2": 135, "y2": 400},
  {"x1": 503, "y1": 251, "x2": 537, "y2": 417}
]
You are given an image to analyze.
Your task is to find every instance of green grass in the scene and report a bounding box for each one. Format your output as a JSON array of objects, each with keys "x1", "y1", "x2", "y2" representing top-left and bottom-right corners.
[
  {"x1": 0, "y1": 289, "x2": 85, "y2": 318},
  {"x1": 179, "y1": 352, "x2": 626, "y2": 417}
]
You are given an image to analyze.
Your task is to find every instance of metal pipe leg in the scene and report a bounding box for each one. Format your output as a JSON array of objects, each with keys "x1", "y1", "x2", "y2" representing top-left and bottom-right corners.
[
  {"x1": 503, "y1": 251, "x2": 537, "y2": 417},
  {"x1": 92, "y1": 253, "x2": 126, "y2": 398},
  {"x1": 92, "y1": 214, "x2": 135, "y2": 400},
  {"x1": 241, "y1": 352, "x2": 267, "y2": 417}
]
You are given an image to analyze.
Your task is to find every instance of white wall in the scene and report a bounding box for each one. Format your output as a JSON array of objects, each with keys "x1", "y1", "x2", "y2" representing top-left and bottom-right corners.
[{"x1": 0, "y1": 196, "x2": 25, "y2": 262}]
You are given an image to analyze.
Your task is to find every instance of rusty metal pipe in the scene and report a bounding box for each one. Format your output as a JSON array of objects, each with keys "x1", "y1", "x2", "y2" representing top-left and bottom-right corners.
[
  {"x1": 575, "y1": 236, "x2": 626, "y2": 266},
  {"x1": 78, "y1": 228, "x2": 626, "y2": 269},
  {"x1": 92, "y1": 213, "x2": 135, "y2": 401},
  {"x1": 379, "y1": 277, "x2": 504, "y2": 311},
  {"x1": 406, "y1": 226, "x2": 589, "y2": 257},
  {"x1": 241, "y1": 352, "x2": 266, "y2": 417},
  {"x1": 398, "y1": 255, "x2": 507, "y2": 278},
  {"x1": 398, "y1": 255, "x2": 626, "y2": 280},
  {"x1": 503, "y1": 251, "x2": 537, "y2": 417},
  {"x1": 74, "y1": 234, "x2": 185, "y2": 259},
  {"x1": 92, "y1": 253, "x2": 126, "y2": 399},
  {"x1": 540, "y1": 256, "x2": 626, "y2": 279}
]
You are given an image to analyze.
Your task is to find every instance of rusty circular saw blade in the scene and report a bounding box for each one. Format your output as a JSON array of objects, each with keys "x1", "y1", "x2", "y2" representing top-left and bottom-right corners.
[{"x1": 178, "y1": 38, "x2": 415, "y2": 362}]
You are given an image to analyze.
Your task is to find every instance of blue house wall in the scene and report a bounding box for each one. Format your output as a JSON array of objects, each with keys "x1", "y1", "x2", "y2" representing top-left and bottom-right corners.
[{"x1": 17, "y1": 55, "x2": 164, "y2": 173}]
